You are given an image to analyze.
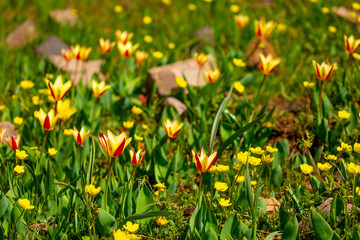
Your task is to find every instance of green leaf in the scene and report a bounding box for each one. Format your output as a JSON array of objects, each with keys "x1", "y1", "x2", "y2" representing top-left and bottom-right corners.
[
  {"x1": 311, "y1": 208, "x2": 341, "y2": 240},
  {"x1": 87, "y1": 137, "x2": 96, "y2": 185},
  {"x1": 281, "y1": 217, "x2": 298, "y2": 240},
  {"x1": 217, "y1": 116, "x2": 263, "y2": 156},
  {"x1": 265, "y1": 231, "x2": 279, "y2": 240},
  {"x1": 347, "y1": 104, "x2": 358, "y2": 133},
  {"x1": 240, "y1": 74, "x2": 256, "y2": 86},
  {"x1": 209, "y1": 85, "x2": 233, "y2": 153},
  {"x1": 136, "y1": 184, "x2": 155, "y2": 214},
  {"x1": 124, "y1": 211, "x2": 174, "y2": 222},
  {"x1": 96, "y1": 208, "x2": 115, "y2": 235}
]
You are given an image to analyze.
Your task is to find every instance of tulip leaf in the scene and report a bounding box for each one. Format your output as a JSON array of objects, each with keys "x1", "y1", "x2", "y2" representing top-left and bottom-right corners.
[
  {"x1": 311, "y1": 207, "x2": 341, "y2": 240},
  {"x1": 281, "y1": 217, "x2": 298, "y2": 240},
  {"x1": 209, "y1": 85, "x2": 233, "y2": 153},
  {"x1": 96, "y1": 208, "x2": 115, "y2": 235},
  {"x1": 124, "y1": 211, "x2": 174, "y2": 222},
  {"x1": 265, "y1": 231, "x2": 280, "y2": 240},
  {"x1": 136, "y1": 183, "x2": 156, "y2": 214}
]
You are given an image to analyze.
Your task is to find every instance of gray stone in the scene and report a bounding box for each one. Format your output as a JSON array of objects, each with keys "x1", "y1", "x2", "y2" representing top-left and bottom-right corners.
[
  {"x1": 3, "y1": 19, "x2": 38, "y2": 49},
  {"x1": 36, "y1": 36, "x2": 69, "y2": 58}
]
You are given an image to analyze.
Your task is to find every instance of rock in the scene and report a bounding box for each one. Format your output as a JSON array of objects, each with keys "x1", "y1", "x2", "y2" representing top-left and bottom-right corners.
[
  {"x1": 163, "y1": 97, "x2": 187, "y2": 115},
  {"x1": 265, "y1": 197, "x2": 280, "y2": 212},
  {"x1": 36, "y1": 36, "x2": 69, "y2": 58},
  {"x1": 50, "y1": 8, "x2": 78, "y2": 26},
  {"x1": 316, "y1": 198, "x2": 360, "y2": 218},
  {"x1": 252, "y1": 0, "x2": 274, "y2": 8},
  {"x1": 0, "y1": 121, "x2": 18, "y2": 144},
  {"x1": 47, "y1": 55, "x2": 105, "y2": 85},
  {"x1": 192, "y1": 26, "x2": 215, "y2": 52},
  {"x1": 332, "y1": 7, "x2": 358, "y2": 23},
  {"x1": 245, "y1": 39, "x2": 276, "y2": 67},
  {"x1": 147, "y1": 54, "x2": 217, "y2": 96},
  {"x1": 3, "y1": 19, "x2": 38, "y2": 49}
]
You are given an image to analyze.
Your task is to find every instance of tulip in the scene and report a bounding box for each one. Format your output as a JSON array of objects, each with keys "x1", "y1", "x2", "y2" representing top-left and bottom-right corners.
[
  {"x1": 71, "y1": 126, "x2": 90, "y2": 145},
  {"x1": 71, "y1": 44, "x2": 81, "y2": 60},
  {"x1": 204, "y1": 69, "x2": 221, "y2": 83},
  {"x1": 312, "y1": 59, "x2": 334, "y2": 81},
  {"x1": 163, "y1": 118, "x2": 184, "y2": 138},
  {"x1": 6, "y1": 135, "x2": 20, "y2": 151},
  {"x1": 117, "y1": 42, "x2": 139, "y2": 58},
  {"x1": 57, "y1": 99, "x2": 77, "y2": 120},
  {"x1": 0, "y1": 126, "x2": 6, "y2": 142},
  {"x1": 79, "y1": 46, "x2": 92, "y2": 61},
  {"x1": 35, "y1": 108, "x2": 58, "y2": 131},
  {"x1": 344, "y1": 35, "x2": 360, "y2": 54},
  {"x1": 47, "y1": 75, "x2": 72, "y2": 101},
  {"x1": 255, "y1": 16, "x2": 276, "y2": 40},
  {"x1": 99, "y1": 38, "x2": 115, "y2": 55},
  {"x1": 135, "y1": 51, "x2": 148, "y2": 64},
  {"x1": 195, "y1": 52, "x2": 208, "y2": 67},
  {"x1": 91, "y1": 80, "x2": 111, "y2": 98},
  {"x1": 129, "y1": 147, "x2": 146, "y2": 166},
  {"x1": 61, "y1": 48, "x2": 73, "y2": 61},
  {"x1": 259, "y1": 53, "x2": 281, "y2": 75},
  {"x1": 98, "y1": 130, "x2": 132, "y2": 158},
  {"x1": 234, "y1": 14, "x2": 250, "y2": 29},
  {"x1": 115, "y1": 30, "x2": 133, "y2": 44},
  {"x1": 192, "y1": 147, "x2": 218, "y2": 173}
]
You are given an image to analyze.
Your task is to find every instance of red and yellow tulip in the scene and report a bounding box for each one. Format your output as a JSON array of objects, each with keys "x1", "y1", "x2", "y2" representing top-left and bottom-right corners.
[
  {"x1": 234, "y1": 14, "x2": 250, "y2": 29},
  {"x1": 312, "y1": 59, "x2": 334, "y2": 81},
  {"x1": 255, "y1": 16, "x2": 276, "y2": 40},
  {"x1": 35, "y1": 108, "x2": 58, "y2": 131},
  {"x1": 47, "y1": 75, "x2": 72, "y2": 101},
  {"x1": 259, "y1": 53, "x2": 281, "y2": 75},
  {"x1": 135, "y1": 51, "x2": 148, "y2": 64},
  {"x1": 195, "y1": 52, "x2": 208, "y2": 67},
  {"x1": 98, "y1": 130, "x2": 132, "y2": 158},
  {"x1": 129, "y1": 147, "x2": 146, "y2": 166},
  {"x1": 117, "y1": 42, "x2": 139, "y2": 58},
  {"x1": 204, "y1": 69, "x2": 221, "y2": 83},
  {"x1": 71, "y1": 44, "x2": 81, "y2": 60},
  {"x1": 71, "y1": 126, "x2": 90, "y2": 145},
  {"x1": 57, "y1": 99, "x2": 77, "y2": 120},
  {"x1": 115, "y1": 30, "x2": 134, "y2": 44},
  {"x1": 61, "y1": 48, "x2": 73, "y2": 61},
  {"x1": 192, "y1": 147, "x2": 218, "y2": 173},
  {"x1": 99, "y1": 38, "x2": 116, "y2": 55},
  {"x1": 344, "y1": 35, "x2": 360, "y2": 54},
  {"x1": 79, "y1": 46, "x2": 92, "y2": 61},
  {"x1": 0, "y1": 126, "x2": 6, "y2": 143},
  {"x1": 163, "y1": 118, "x2": 184, "y2": 138},
  {"x1": 6, "y1": 135, "x2": 20, "y2": 151},
  {"x1": 91, "y1": 80, "x2": 111, "y2": 98}
]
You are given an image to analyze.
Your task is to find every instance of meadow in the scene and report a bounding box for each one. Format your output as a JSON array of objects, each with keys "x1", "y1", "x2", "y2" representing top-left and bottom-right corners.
[{"x1": 1, "y1": 0, "x2": 360, "y2": 239}]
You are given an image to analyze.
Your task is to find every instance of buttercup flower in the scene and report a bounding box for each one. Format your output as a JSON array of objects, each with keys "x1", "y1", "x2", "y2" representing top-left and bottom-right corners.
[
  {"x1": 235, "y1": 14, "x2": 250, "y2": 29},
  {"x1": 266, "y1": 146, "x2": 278, "y2": 153},
  {"x1": 64, "y1": 129, "x2": 73, "y2": 136},
  {"x1": 129, "y1": 147, "x2": 146, "y2": 166},
  {"x1": 219, "y1": 198, "x2": 232, "y2": 207},
  {"x1": 357, "y1": 187, "x2": 360, "y2": 196},
  {"x1": 156, "y1": 216, "x2": 168, "y2": 226},
  {"x1": 348, "y1": 162, "x2": 360, "y2": 174},
  {"x1": 98, "y1": 130, "x2": 132, "y2": 158},
  {"x1": 195, "y1": 52, "x2": 208, "y2": 67},
  {"x1": 135, "y1": 51, "x2": 148, "y2": 64},
  {"x1": 354, "y1": 143, "x2": 360, "y2": 153},
  {"x1": 16, "y1": 149, "x2": 28, "y2": 160},
  {"x1": 249, "y1": 156, "x2": 262, "y2": 166},
  {"x1": 204, "y1": 69, "x2": 221, "y2": 83},
  {"x1": 312, "y1": 60, "x2": 334, "y2": 81},
  {"x1": 0, "y1": 105, "x2": 5, "y2": 111},
  {"x1": 317, "y1": 162, "x2": 332, "y2": 171},
  {"x1": 325, "y1": 154, "x2": 337, "y2": 161},
  {"x1": 250, "y1": 147, "x2": 264, "y2": 155},
  {"x1": 237, "y1": 151, "x2": 250, "y2": 164},
  {"x1": 338, "y1": 142, "x2": 352, "y2": 152},
  {"x1": 6, "y1": 135, "x2": 20, "y2": 151},
  {"x1": 338, "y1": 110, "x2": 351, "y2": 119},
  {"x1": 57, "y1": 99, "x2": 77, "y2": 120},
  {"x1": 143, "y1": 16, "x2": 152, "y2": 24},
  {"x1": 300, "y1": 163, "x2": 313, "y2": 175},
  {"x1": 209, "y1": 165, "x2": 217, "y2": 172},
  {"x1": 131, "y1": 106, "x2": 143, "y2": 115},
  {"x1": 14, "y1": 117, "x2": 23, "y2": 125},
  {"x1": 71, "y1": 126, "x2": 90, "y2": 145},
  {"x1": 123, "y1": 221, "x2": 139, "y2": 233},
  {"x1": 144, "y1": 35, "x2": 153, "y2": 43},
  {"x1": 303, "y1": 81, "x2": 315, "y2": 88},
  {"x1": 118, "y1": 42, "x2": 139, "y2": 58},
  {"x1": 250, "y1": 180, "x2": 257, "y2": 186},
  {"x1": 152, "y1": 51, "x2": 163, "y2": 59},
  {"x1": 61, "y1": 48, "x2": 73, "y2": 61},
  {"x1": 344, "y1": 35, "x2": 360, "y2": 54},
  {"x1": 99, "y1": 38, "x2": 115, "y2": 55},
  {"x1": 18, "y1": 199, "x2": 34, "y2": 210},
  {"x1": 153, "y1": 183, "x2": 166, "y2": 192},
  {"x1": 233, "y1": 58, "x2": 246, "y2": 67},
  {"x1": 123, "y1": 121, "x2": 134, "y2": 129},
  {"x1": 176, "y1": 77, "x2": 187, "y2": 88},
  {"x1": 48, "y1": 148, "x2": 57, "y2": 156},
  {"x1": 92, "y1": 80, "x2": 111, "y2": 98},
  {"x1": 35, "y1": 108, "x2": 58, "y2": 131},
  {"x1": 85, "y1": 184, "x2": 101, "y2": 196},
  {"x1": 233, "y1": 162, "x2": 241, "y2": 170},
  {"x1": 234, "y1": 81, "x2": 245, "y2": 93},
  {"x1": 236, "y1": 175, "x2": 245, "y2": 183},
  {"x1": 163, "y1": 118, "x2": 184, "y2": 138},
  {"x1": 47, "y1": 75, "x2": 72, "y2": 101},
  {"x1": 262, "y1": 154, "x2": 274, "y2": 164},
  {"x1": 115, "y1": 30, "x2": 133, "y2": 44},
  {"x1": 20, "y1": 80, "x2": 34, "y2": 89},
  {"x1": 14, "y1": 165, "x2": 25, "y2": 174},
  {"x1": 192, "y1": 147, "x2": 218, "y2": 172},
  {"x1": 214, "y1": 182, "x2": 228, "y2": 192},
  {"x1": 217, "y1": 165, "x2": 229, "y2": 172},
  {"x1": 255, "y1": 16, "x2": 277, "y2": 40},
  {"x1": 259, "y1": 53, "x2": 281, "y2": 75}
]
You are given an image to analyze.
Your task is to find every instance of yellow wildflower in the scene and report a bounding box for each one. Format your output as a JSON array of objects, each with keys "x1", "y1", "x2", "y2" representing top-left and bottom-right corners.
[
  {"x1": 123, "y1": 121, "x2": 134, "y2": 129},
  {"x1": 219, "y1": 198, "x2": 232, "y2": 207},
  {"x1": 14, "y1": 117, "x2": 23, "y2": 125},
  {"x1": 131, "y1": 106, "x2": 143, "y2": 115},
  {"x1": 48, "y1": 148, "x2": 57, "y2": 156},
  {"x1": 214, "y1": 182, "x2": 228, "y2": 192},
  {"x1": 300, "y1": 163, "x2": 313, "y2": 175},
  {"x1": 16, "y1": 149, "x2": 28, "y2": 160},
  {"x1": 156, "y1": 216, "x2": 168, "y2": 226},
  {"x1": 236, "y1": 175, "x2": 245, "y2": 183},
  {"x1": 14, "y1": 165, "x2": 25, "y2": 174},
  {"x1": 250, "y1": 147, "x2": 264, "y2": 155},
  {"x1": 216, "y1": 165, "x2": 229, "y2": 172},
  {"x1": 20, "y1": 80, "x2": 34, "y2": 89},
  {"x1": 18, "y1": 199, "x2": 34, "y2": 210},
  {"x1": 234, "y1": 81, "x2": 245, "y2": 93},
  {"x1": 143, "y1": 16, "x2": 152, "y2": 24},
  {"x1": 266, "y1": 146, "x2": 278, "y2": 153},
  {"x1": 123, "y1": 221, "x2": 139, "y2": 233},
  {"x1": 233, "y1": 58, "x2": 246, "y2": 67},
  {"x1": 176, "y1": 77, "x2": 187, "y2": 88},
  {"x1": 338, "y1": 110, "x2": 351, "y2": 119},
  {"x1": 325, "y1": 155, "x2": 337, "y2": 161}
]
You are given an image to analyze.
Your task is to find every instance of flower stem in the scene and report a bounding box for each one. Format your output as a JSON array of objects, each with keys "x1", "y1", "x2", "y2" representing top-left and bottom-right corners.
[
  {"x1": 198, "y1": 173, "x2": 204, "y2": 207},
  {"x1": 254, "y1": 74, "x2": 267, "y2": 105},
  {"x1": 39, "y1": 131, "x2": 49, "y2": 165},
  {"x1": 319, "y1": 81, "x2": 324, "y2": 119},
  {"x1": 104, "y1": 156, "x2": 113, "y2": 211},
  {"x1": 11, "y1": 209, "x2": 24, "y2": 240}
]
